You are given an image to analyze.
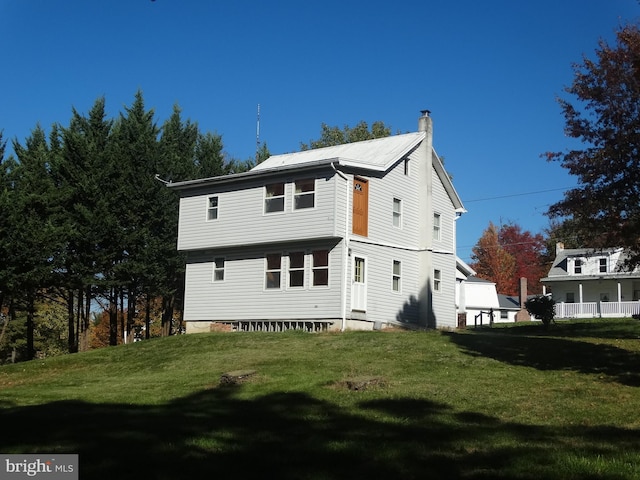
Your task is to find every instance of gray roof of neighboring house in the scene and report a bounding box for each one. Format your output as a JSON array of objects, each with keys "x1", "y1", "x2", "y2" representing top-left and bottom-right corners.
[
  {"x1": 465, "y1": 276, "x2": 494, "y2": 284},
  {"x1": 498, "y1": 294, "x2": 520, "y2": 310}
]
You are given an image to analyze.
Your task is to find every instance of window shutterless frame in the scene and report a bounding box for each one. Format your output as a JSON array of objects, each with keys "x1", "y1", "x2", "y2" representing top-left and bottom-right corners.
[
  {"x1": 392, "y1": 198, "x2": 402, "y2": 228},
  {"x1": 213, "y1": 257, "x2": 225, "y2": 282},
  {"x1": 288, "y1": 251, "x2": 305, "y2": 288},
  {"x1": 311, "y1": 249, "x2": 329, "y2": 287},
  {"x1": 265, "y1": 253, "x2": 282, "y2": 289},
  {"x1": 392, "y1": 260, "x2": 401, "y2": 292},
  {"x1": 207, "y1": 196, "x2": 219, "y2": 220},
  {"x1": 294, "y1": 178, "x2": 315, "y2": 210},
  {"x1": 264, "y1": 183, "x2": 285, "y2": 214}
]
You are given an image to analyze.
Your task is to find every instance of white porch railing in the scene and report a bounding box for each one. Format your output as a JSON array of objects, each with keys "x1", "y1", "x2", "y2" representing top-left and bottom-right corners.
[{"x1": 554, "y1": 301, "x2": 640, "y2": 319}]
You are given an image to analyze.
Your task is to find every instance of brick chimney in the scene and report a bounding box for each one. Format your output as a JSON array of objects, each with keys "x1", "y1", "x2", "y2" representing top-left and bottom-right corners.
[
  {"x1": 556, "y1": 242, "x2": 564, "y2": 255},
  {"x1": 515, "y1": 277, "x2": 531, "y2": 322}
]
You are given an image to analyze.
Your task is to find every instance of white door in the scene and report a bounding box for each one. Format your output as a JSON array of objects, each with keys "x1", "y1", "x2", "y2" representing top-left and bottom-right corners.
[{"x1": 352, "y1": 256, "x2": 367, "y2": 311}]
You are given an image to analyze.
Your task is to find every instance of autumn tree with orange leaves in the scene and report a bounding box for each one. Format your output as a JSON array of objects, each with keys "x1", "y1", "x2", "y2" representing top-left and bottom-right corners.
[
  {"x1": 470, "y1": 222, "x2": 516, "y2": 294},
  {"x1": 470, "y1": 222, "x2": 548, "y2": 296}
]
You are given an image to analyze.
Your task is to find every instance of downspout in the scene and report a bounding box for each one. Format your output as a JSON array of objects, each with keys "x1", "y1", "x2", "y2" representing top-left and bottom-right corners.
[{"x1": 332, "y1": 162, "x2": 349, "y2": 332}]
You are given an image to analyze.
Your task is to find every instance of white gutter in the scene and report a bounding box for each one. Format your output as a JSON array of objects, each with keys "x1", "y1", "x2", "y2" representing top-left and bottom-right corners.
[{"x1": 332, "y1": 162, "x2": 349, "y2": 332}]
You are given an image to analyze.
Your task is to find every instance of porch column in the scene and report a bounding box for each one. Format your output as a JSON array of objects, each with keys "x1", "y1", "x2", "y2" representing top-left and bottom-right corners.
[
  {"x1": 618, "y1": 282, "x2": 622, "y2": 303},
  {"x1": 579, "y1": 283, "x2": 583, "y2": 304}
]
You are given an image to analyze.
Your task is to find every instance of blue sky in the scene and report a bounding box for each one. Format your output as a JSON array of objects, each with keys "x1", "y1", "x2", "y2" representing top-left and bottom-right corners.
[{"x1": 1, "y1": 0, "x2": 638, "y2": 263}]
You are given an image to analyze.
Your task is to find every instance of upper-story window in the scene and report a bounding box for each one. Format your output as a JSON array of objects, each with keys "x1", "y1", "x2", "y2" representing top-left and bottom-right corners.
[
  {"x1": 392, "y1": 198, "x2": 402, "y2": 228},
  {"x1": 433, "y1": 213, "x2": 441, "y2": 241},
  {"x1": 207, "y1": 196, "x2": 219, "y2": 220},
  {"x1": 265, "y1": 183, "x2": 285, "y2": 214},
  {"x1": 599, "y1": 258, "x2": 608, "y2": 273},
  {"x1": 294, "y1": 179, "x2": 315, "y2": 209},
  {"x1": 574, "y1": 259, "x2": 582, "y2": 274},
  {"x1": 404, "y1": 158, "x2": 410, "y2": 176}
]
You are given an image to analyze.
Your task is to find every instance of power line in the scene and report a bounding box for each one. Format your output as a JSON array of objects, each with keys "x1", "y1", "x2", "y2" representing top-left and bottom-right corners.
[{"x1": 463, "y1": 186, "x2": 572, "y2": 203}]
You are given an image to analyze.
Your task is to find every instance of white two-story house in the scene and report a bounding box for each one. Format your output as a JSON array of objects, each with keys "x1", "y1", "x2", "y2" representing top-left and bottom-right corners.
[
  {"x1": 542, "y1": 242, "x2": 640, "y2": 318},
  {"x1": 168, "y1": 112, "x2": 466, "y2": 333}
]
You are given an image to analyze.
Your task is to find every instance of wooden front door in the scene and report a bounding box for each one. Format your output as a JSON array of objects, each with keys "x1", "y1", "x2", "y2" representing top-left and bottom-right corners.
[{"x1": 352, "y1": 177, "x2": 368, "y2": 237}]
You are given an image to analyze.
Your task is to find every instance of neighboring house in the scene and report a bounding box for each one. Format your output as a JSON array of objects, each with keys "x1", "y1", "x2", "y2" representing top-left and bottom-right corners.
[
  {"x1": 542, "y1": 242, "x2": 640, "y2": 318},
  {"x1": 497, "y1": 294, "x2": 521, "y2": 322},
  {"x1": 455, "y1": 258, "x2": 526, "y2": 325},
  {"x1": 168, "y1": 111, "x2": 466, "y2": 333}
]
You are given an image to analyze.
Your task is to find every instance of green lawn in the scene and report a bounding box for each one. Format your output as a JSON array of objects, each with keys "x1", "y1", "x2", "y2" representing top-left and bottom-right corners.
[{"x1": 1, "y1": 318, "x2": 639, "y2": 479}]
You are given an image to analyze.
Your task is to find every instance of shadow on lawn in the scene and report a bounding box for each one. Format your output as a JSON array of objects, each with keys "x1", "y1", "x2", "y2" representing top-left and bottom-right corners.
[
  {"x1": 446, "y1": 330, "x2": 640, "y2": 387},
  {"x1": 483, "y1": 319, "x2": 640, "y2": 340},
  {"x1": 1, "y1": 386, "x2": 639, "y2": 480}
]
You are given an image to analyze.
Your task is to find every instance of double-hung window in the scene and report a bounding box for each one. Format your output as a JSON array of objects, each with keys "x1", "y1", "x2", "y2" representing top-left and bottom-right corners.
[
  {"x1": 574, "y1": 259, "x2": 582, "y2": 274},
  {"x1": 434, "y1": 269, "x2": 441, "y2": 292},
  {"x1": 312, "y1": 250, "x2": 329, "y2": 286},
  {"x1": 265, "y1": 253, "x2": 282, "y2": 289},
  {"x1": 294, "y1": 179, "x2": 315, "y2": 209},
  {"x1": 288, "y1": 252, "x2": 305, "y2": 288},
  {"x1": 599, "y1": 258, "x2": 607, "y2": 273},
  {"x1": 265, "y1": 183, "x2": 285, "y2": 213},
  {"x1": 392, "y1": 260, "x2": 401, "y2": 292},
  {"x1": 213, "y1": 257, "x2": 225, "y2": 281},
  {"x1": 433, "y1": 213, "x2": 441, "y2": 241},
  {"x1": 392, "y1": 198, "x2": 402, "y2": 228},
  {"x1": 207, "y1": 196, "x2": 219, "y2": 220}
]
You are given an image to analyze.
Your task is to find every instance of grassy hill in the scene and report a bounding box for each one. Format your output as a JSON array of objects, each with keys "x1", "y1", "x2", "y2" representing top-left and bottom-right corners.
[{"x1": 1, "y1": 319, "x2": 639, "y2": 479}]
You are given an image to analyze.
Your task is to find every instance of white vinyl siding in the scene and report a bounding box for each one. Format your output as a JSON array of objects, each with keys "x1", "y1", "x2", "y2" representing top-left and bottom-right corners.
[
  {"x1": 431, "y1": 252, "x2": 457, "y2": 328},
  {"x1": 183, "y1": 242, "x2": 344, "y2": 322},
  {"x1": 431, "y1": 168, "x2": 455, "y2": 250},
  {"x1": 365, "y1": 150, "x2": 421, "y2": 248},
  {"x1": 177, "y1": 174, "x2": 341, "y2": 251},
  {"x1": 347, "y1": 243, "x2": 420, "y2": 326}
]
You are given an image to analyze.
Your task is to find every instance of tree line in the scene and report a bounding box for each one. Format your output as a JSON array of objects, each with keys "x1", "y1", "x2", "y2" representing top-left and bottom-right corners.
[{"x1": 0, "y1": 91, "x2": 256, "y2": 362}]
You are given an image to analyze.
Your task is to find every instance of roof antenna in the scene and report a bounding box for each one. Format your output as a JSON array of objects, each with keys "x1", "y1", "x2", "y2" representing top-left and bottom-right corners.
[{"x1": 256, "y1": 103, "x2": 261, "y2": 158}]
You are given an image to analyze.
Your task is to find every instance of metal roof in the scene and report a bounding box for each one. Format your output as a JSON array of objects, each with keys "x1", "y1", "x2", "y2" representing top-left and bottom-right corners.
[
  {"x1": 167, "y1": 131, "x2": 466, "y2": 214},
  {"x1": 252, "y1": 132, "x2": 425, "y2": 172}
]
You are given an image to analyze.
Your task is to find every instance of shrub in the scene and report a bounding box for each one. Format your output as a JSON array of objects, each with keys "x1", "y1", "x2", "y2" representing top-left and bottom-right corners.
[{"x1": 525, "y1": 295, "x2": 556, "y2": 329}]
